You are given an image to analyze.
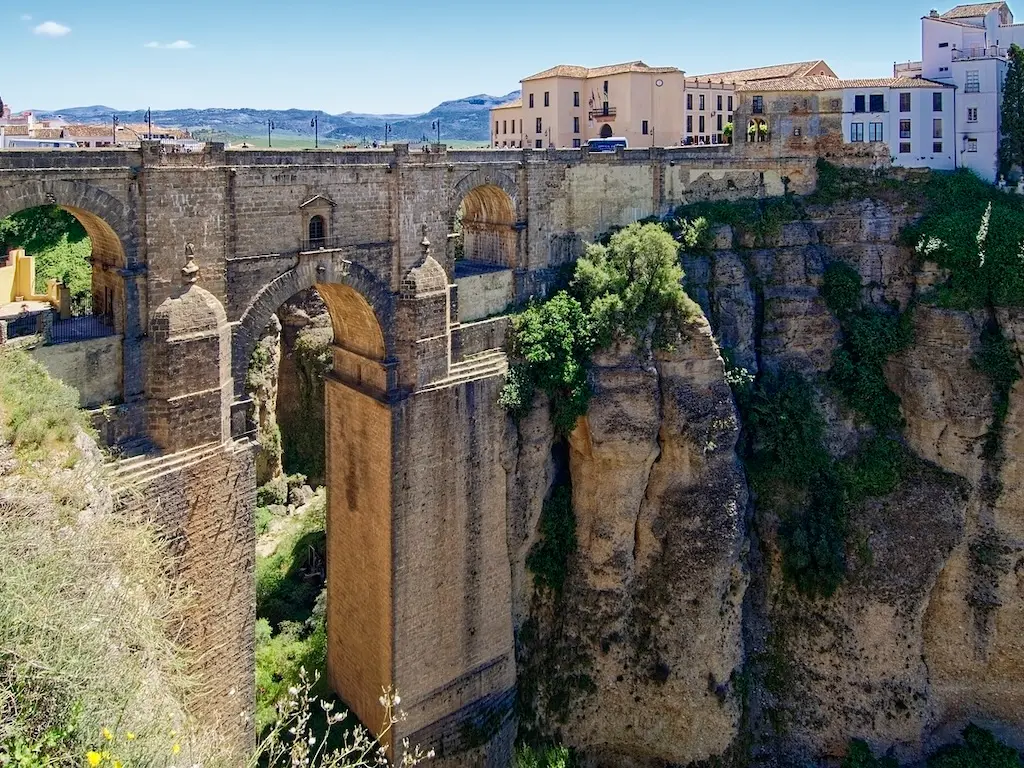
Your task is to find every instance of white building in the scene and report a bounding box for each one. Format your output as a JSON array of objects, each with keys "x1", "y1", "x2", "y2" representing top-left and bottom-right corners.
[
  {"x1": 900, "y1": 1, "x2": 1024, "y2": 180},
  {"x1": 841, "y1": 78, "x2": 957, "y2": 169}
]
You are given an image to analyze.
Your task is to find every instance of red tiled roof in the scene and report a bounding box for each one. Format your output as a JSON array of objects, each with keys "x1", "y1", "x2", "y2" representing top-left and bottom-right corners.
[
  {"x1": 736, "y1": 75, "x2": 955, "y2": 92},
  {"x1": 523, "y1": 60, "x2": 680, "y2": 82},
  {"x1": 491, "y1": 99, "x2": 522, "y2": 111},
  {"x1": 689, "y1": 60, "x2": 836, "y2": 84},
  {"x1": 0, "y1": 125, "x2": 29, "y2": 135},
  {"x1": 61, "y1": 123, "x2": 110, "y2": 137},
  {"x1": 941, "y1": 2, "x2": 1006, "y2": 18}
]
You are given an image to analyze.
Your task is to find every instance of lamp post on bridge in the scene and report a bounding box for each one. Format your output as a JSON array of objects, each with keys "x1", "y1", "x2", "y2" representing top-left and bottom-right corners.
[
  {"x1": 384, "y1": 122, "x2": 392, "y2": 146},
  {"x1": 111, "y1": 114, "x2": 119, "y2": 146},
  {"x1": 431, "y1": 119, "x2": 441, "y2": 146},
  {"x1": 267, "y1": 119, "x2": 275, "y2": 148},
  {"x1": 310, "y1": 114, "x2": 319, "y2": 149}
]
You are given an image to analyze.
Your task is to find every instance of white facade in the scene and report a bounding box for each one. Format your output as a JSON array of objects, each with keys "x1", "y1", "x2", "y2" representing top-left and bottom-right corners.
[
  {"x1": 916, "y1": 3, "x2": 1024, "y2": 180},
  {"x1": 841, "y1": 83, "x2": 956, "y2": 169}
]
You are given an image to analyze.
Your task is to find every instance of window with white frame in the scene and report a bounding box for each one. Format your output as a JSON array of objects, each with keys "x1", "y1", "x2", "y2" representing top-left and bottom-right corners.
[
  {"x1": 967, "y1": 138, "x2": 978, "y2": 152},
  {"x1": 899, "y1": 120, "x2": 911, "y2": 139},
  {"x1": 869, "y1": 122, "x2": 884, "y2": 142},
  {"x1": 967, "y1": 107, "x2": 978, "y2": 123},
  {"x1": 933, "y1": 118, "x2": 943, "y2": 138},
  {"x1": 966, "y1": 70, "x2": 980, "y2": 93},
  {"x1": 899, "y1": 142, "x2": 911, "y2": 153},
  {"x1": 851, "y1": 122, "x2": 864, "y2": 142}
]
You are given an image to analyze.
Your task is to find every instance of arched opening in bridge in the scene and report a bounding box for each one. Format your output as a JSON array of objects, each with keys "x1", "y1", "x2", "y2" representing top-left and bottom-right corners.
[
  {"x1": 0, "y1": 204, "x2": 126, "y2": 405},
  {"x1": 599, "y1": 123, "x2": 614, "y2": 139},
  {"x1": 449, "y1": 183, "x2": 518, "y2": 322},
  {"x1": 245, "y1": 278, "x2": 391, "y2": 744}
]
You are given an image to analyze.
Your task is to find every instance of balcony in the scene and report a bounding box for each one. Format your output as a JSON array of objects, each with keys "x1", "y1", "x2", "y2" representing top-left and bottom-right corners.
[
  {"x1": 300, "y1": 235, "x2": 346, "y2": 252},
  {"x1": 952, "y1": 46, "x2": 1007, "y2": 61},
  {"x1": 589, "y1": 105, "x2": 617, "y2": 122},
  {"x1": 894, "y1": 60, "x2": 923, "y2": 76}
]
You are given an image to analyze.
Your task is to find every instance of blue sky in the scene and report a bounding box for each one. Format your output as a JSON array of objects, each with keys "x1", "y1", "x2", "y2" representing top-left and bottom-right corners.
[{"x1": 7, "y1": 0, "x2": 935, "y2": 115}]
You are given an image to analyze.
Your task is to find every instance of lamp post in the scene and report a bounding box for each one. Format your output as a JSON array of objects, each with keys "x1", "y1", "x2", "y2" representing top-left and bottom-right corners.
[
  {"x1": 145, "y1": 108, "x2": 152, "y2": 140},
  {"x1": 267, "y1": 119, "x2": 275, "y2": 148},
  {"x1": 310, "y1": 114, "x2": 319, "y2": 149},
  {"x1": 431, "y1": 119, "x2": 441, "y2": 145},
  {"x1": 111, "y1": 114, "x2": 119, "y2": 146},
  {"x1": 384, "y1": 122, "x2": 392, "y2": 146}
]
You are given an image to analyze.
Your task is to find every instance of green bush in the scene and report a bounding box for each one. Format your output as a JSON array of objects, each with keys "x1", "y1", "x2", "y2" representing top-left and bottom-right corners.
[
  {"x1": 506, "y1": 292, "x2": 594, "y2": 434},
  {"x1": 778, "y1": 477, "x2": 848, "y2": 599},
  {"x1": 502, "y1": 223, "x2": 698, "y2": 433},
  {"x1": 927, "y1": 723, "x2": 1022, "y2": 767},
  {"x1": 526, "y1": 485, "x2": 576, "y2": 595},
  {"x1": 843, "y1": 739, "x2": 899, "y2": 768},
  {"x1": 514, "y1": 744, "x2": 573, "y2": 768},
  {"x1": 822, "y1": 262, "x2": 864, "y2": 318},
  {"x1": 842, "y1": 435, "x2": 906, "y2": 503},
  {"x1": 671, "y1": 195, "x2": 805, "y2": 248}
]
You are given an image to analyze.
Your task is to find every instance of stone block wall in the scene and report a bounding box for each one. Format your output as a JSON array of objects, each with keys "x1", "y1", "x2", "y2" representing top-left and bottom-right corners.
[
  {"x1": 324, "y1": 376, "x2": 395, "y2": 734},
  {"x1": 30, "y1": 335, "x2": 122, "y2": 408}
]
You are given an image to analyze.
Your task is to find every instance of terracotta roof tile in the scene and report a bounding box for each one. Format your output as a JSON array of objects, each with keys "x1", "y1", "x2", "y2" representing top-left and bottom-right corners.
[
  {"x1": 522, "y1": 60, "x2": 680, "y2": 82},
  {"x1": 62, "y1": 124, "x2": 110, "y2": 137},
  {"x1": 736, "y1": 75, "x2": 955, "y2": 92},
  {"x1": 941, "y1": 2, "x2": 1006, "y2": 18},
  {"x1": 0, "y1": 125, "x2": 28, "y2": 135},
  {"x1": 689, "y1": 60, "x2": 836, "y2": 84},
  {"x1": 30, "y1": 128, "x2": 62, "y2": 139},
  {"x1": 491, "y1": 99, "x2": 522, "y2": 111}
]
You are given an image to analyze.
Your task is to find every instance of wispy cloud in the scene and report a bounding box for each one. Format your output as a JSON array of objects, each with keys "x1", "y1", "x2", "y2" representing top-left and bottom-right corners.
[
  {"x1": 34, "y1": 20, "x2": 70, "y2": 37},
  {"x1": 20, "y1": 14, "x2": 31, "y2": 21},
  {"x1": 144, "y1": 40, "x2": 194, "y2": 49}
]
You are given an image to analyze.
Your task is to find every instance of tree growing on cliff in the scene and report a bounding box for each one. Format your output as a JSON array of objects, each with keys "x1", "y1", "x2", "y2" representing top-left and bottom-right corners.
[
  {"x1": 1000, "y1": 44, "x2": 1024, "y2": 176},
  {"x1": 572, "y1": 222, "x2": 698, "y2": 351}
]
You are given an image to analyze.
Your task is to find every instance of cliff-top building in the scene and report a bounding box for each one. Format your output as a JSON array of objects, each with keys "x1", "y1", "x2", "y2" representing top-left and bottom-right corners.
[{"x1": 489, "y1": 61, "x2": 685, "y2": 149}]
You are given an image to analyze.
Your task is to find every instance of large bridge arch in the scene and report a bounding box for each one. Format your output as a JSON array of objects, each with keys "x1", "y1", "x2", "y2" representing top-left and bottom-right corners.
[{"x1": 231, "y1": 253, "x2": 395, "y2": 402}]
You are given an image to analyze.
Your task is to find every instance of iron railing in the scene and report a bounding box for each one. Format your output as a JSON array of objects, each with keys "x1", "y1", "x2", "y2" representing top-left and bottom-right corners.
[
  {"x1": 953, "y1": 46, "x2": 1007, "y2": 61},
  {"x1": 589, "y1": 106, "x2": 617, "y2": 120},
  {"x1": 47, "y1": 315, "x2": 116, "y2": 345}
]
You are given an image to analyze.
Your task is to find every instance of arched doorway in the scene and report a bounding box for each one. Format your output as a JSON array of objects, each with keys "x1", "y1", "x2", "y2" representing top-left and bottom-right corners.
[
  {"x1": 451, "y1": 183, "x2": 517, "y2": 269},
  {"x1": 600, "y1": 123, "x2": 614, "y2": 138},
  {"x1": 747, "y1": 118, "x2": 768, "y2": 143},
  {"x1": 0, "y1": 202, "x2": 127, "y2": 406}
]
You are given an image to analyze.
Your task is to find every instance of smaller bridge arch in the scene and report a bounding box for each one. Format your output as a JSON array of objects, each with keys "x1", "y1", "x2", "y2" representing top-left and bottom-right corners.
[{"x1": 450, "y1": 169, "x2": 520, "y2": 269}]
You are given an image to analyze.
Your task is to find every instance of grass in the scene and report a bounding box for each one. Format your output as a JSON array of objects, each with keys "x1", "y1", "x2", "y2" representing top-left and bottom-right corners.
[{"x1": 0, "y1": 350, "x2": 223, "y2": 766}]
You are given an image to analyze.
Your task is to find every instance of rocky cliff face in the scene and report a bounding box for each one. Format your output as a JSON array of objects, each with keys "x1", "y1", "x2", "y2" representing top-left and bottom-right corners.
[{"x1": 512, "y1": 199, "x2": 1024, "y2": 765}]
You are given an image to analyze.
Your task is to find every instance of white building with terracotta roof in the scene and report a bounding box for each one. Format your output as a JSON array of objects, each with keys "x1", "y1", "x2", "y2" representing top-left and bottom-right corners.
[
  {"x1": 489, "y1": 61, "x2": 685, "y2": 149},
  {"x1": 683, "y1": 60, "x2": 838, "y2": 145},
  {"x1": 734, "y1": 75, "x2": 956, "y2": 169}
]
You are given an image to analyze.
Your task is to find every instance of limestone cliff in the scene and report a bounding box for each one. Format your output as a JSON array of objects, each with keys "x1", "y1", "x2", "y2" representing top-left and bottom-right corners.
[{"x1": 514, "y1": 197, "x2": 1024, "y2": 766}]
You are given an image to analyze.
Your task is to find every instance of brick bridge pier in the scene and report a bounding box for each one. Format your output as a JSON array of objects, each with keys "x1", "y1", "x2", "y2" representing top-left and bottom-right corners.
[{"x1": 0, "y1": 142, "x2": 814, "y2": 762}]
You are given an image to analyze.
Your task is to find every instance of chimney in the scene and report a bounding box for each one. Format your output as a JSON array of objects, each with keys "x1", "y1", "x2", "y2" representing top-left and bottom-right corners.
[{"x1": 930, "y1": 9, "x2": 940, "y2": 16}]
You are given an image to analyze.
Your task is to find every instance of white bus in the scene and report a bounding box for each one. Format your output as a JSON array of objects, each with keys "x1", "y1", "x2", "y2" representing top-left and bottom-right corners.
[{"x1": 1, "y1": 137, "x2": 79, "y2": 149}]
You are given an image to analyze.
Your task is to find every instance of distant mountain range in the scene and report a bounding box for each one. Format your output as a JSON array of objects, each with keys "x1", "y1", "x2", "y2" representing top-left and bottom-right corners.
[{"x1": 36, "y1": 92, "x2": 521, "y2": 143}]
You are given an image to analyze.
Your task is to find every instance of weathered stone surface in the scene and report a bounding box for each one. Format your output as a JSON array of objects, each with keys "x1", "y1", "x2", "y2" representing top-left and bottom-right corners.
[{"x1": 552, "y1": 322, "x2": 748, "y2": 766}]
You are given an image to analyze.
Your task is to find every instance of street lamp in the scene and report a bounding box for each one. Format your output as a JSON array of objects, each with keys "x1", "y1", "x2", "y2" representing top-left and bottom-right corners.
[
  {"x1": 431, "y1": 119, "x2": 441, "y2": 145},
  {"x1": 111, "y1": 114, "x2": 119, "y2": 146},
  {"x1": 267, "y1": 119, "x2": 275, "y2": 148},
  {"x1": 310, "y1": 114, "x2": 319, "y2": 149},
  {"x1": 384, "y1": 122, "x2": 392, "y2": 146}
]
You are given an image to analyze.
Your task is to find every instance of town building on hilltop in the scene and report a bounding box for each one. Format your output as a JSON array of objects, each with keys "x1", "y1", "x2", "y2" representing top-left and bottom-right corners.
[
  {"x1": 683, "y1": 60, "x2": 837, "y2": 145},
  {"x1": 489, "y1": 61, "x2": 685, "y2": 149},
  {"x1": 730, "y1": 75, "x2": 956, "y2": 170}
]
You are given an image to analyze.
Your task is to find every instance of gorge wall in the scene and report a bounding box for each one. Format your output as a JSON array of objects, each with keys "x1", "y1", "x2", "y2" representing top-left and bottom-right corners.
[{"x1": 506, "y1": 194, "x2": 1024, "y2": 766}]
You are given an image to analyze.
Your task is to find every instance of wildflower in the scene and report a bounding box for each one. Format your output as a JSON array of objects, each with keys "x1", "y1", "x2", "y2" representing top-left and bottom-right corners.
[
  {"x1": 114, "y1": 762, "x2": 123, "y2": 768},
  {"x1": 102, "y1": 727, "x2": 114, "y2": 741},
  {"x1": 172, "y1": 743, "x2": 181, "y2": 755},
  {"x1": 87, "y1": 752, "x2": 103, "y2": 767},
  {"x1": 125, "y1": 732, "x2": 136, "y2": 741},
  {"x1": 978, "y1": 201, "x2": 992, "y2": 267}
]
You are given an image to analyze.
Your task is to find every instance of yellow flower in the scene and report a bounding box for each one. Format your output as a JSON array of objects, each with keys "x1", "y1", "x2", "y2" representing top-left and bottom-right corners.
[
  {"x1": 171, "y1": 743, "x2": 181, "y2": 755},
  {"x1": 86, "y1": 752, "x2": 103, "y2": 767},
  {"x1": 113, "y1": 761, "x2": 123, "y2": 768},
  {"x1": 125, "y1": 732, "x2": 136, "y2": 741},
  {"x1": 102, "y1": 727, "x2": 113, "y2": 741}
]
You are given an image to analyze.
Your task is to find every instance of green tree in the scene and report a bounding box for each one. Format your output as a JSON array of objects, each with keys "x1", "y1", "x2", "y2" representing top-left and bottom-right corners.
[
  {"x1": 572, "y1": 222, "x2": 697, "y2": 350},
  {"x1": 1000, "y1": 44, "x2": 1024, "y2": 176}
]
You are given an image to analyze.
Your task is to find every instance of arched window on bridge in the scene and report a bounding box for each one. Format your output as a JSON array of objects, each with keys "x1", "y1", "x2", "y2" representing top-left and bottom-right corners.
[{"x1": 308, "y1": 215, "x2": 326, "y2": 250}]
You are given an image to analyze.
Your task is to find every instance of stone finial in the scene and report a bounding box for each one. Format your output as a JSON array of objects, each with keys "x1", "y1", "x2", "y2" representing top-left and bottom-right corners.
[
  {"x1": 182, "y1": 242, "x2": 200, "y2": 284},
  {"x1": 420, "y1": 224, "x2": 431, "y2": 259}
]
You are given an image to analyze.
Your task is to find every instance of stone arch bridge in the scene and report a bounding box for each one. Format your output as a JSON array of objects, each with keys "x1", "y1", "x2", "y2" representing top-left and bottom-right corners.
[{"x1": 0, "y1": 143, "x2": 813, "y2": 763}]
